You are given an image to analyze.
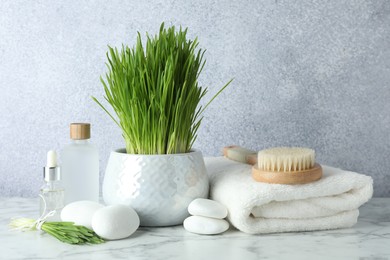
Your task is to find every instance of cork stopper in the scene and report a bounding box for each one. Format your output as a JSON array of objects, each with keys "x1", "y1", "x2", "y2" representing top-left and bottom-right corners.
[{"x1": 70, "y1": 123, "x2": 91, "y2": 140}]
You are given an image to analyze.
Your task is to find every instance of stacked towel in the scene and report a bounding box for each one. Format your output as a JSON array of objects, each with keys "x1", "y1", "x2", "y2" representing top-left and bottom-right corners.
[{"x1": 205, "y1": 157, "x2": 373, "y2": 234}]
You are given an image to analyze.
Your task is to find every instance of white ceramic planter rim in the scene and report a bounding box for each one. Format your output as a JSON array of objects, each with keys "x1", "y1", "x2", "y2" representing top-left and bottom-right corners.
[{"x1": 112, "y1": 148, "x2": 202, "y2": 157}]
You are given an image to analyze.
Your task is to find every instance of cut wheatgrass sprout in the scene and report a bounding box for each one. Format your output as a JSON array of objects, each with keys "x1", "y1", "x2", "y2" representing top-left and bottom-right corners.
[
  {"x1": 9, "y1": 211, "x2": 105, "y2": 245},
  {"x1": 9, "y1": 217, "x2": 105, "y2": 245},
  {"x1": 10, "y1": 195, "x2": 104, "y2": 245}
]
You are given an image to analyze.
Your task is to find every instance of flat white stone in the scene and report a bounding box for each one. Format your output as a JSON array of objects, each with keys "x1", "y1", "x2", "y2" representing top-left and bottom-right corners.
[
  {"x1": 60, "y1": 200, "x2": 104, "y2": 229},
  {"x1": 183, "y1": 216, "x2": 229, "y2": 235},
  {"x1": 92, "y1": 204, "x2": 140, "y2": 240},
  {"x1": 188, "y1": 198, "x2": 228, "y2": 219}
]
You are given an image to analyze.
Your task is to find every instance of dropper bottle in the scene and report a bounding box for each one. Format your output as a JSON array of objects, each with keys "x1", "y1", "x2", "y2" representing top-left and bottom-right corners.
[{"x1": 39, "y1": 150, "x2": 65, "y2": 221}]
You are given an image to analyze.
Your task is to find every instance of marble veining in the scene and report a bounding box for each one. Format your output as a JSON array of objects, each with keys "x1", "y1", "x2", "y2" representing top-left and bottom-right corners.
[{"x1": 1, "y1": 197, "x2": 389, "y2": 260}]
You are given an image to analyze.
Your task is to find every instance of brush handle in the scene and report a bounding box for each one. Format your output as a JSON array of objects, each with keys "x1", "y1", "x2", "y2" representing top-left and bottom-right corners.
[{"x1": 222, "y1": 146, "x2": 257, "y2": 165}]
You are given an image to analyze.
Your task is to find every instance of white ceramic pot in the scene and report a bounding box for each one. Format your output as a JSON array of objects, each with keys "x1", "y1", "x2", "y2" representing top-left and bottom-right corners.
[{"x1": 103, "y1": 149, "x2": 209, "y2": 226}]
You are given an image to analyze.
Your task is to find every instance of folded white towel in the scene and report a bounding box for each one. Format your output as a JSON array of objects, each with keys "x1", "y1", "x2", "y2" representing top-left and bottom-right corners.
[{"x1": 206, "y1": 157, "x2": 373, "y2": 234}]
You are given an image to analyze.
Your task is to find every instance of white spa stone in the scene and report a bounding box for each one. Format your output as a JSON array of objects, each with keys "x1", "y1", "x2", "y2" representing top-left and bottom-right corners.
[
  {"x1": 92, "y1": 204, "x2": 140, "y2": 240},
  {"x1": 183, "y1": 216, "x2": 229, "y2": 235},
  {"x1": 61, "y1": 200, "x2": 104, "y2": 229},
  {"x1": 188, "y1": 198, "x2": 228, "y2": 219}
]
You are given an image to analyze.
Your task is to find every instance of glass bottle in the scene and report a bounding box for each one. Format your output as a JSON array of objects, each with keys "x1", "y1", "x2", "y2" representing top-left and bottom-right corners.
[
  {"x1": 39, "y1": 150, "x2": 65, "y2": 221},
  {"x1": 61, "y1": 123, "x2": 99, "y2": 204}
]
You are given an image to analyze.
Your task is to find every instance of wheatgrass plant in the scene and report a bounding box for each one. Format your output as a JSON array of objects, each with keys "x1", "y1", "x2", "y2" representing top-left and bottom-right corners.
[{"x1": 93, "y1": 23, "x2": 232, "y2": 154}]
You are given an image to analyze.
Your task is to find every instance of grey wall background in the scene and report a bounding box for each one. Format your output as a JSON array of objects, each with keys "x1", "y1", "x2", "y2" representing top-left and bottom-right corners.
[{"x1": 0, "y1": 0, "x2": 389, "y2": 197}]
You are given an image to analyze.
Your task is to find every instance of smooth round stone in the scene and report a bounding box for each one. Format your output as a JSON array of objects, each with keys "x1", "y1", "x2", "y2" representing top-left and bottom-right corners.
[
  {"x1": 188, "y1": 198, "x2": 228, "y2": 219},
  {"x1": 61, "y1": 201, "x2": 104, "y2": 229},
  {"x1": 92, "y1": 204, "x2": 140, "y2": 240},
  {"x1": 183, "y1": 216, "x2": 229, "y2": 235}
]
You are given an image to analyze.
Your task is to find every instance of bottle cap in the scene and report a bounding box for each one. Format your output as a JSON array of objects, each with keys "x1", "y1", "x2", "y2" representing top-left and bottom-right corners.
[
  {"x1": 70, "y1": 123, "x2": 91, "y2": 140},
  {"x1": 43, "y1": 167, "x2": 61, "y2": 182},
  {"x1": 43, "y1": 150, "x2": 61, "y2": 182}
]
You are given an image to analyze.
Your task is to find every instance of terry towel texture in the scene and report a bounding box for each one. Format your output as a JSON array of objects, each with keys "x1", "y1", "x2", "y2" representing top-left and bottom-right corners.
[{"x1": 205, "y1": 157, "x2": 373, "y2": 234}]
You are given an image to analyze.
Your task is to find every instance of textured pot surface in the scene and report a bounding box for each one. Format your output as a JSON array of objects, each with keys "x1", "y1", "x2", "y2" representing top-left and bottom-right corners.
[{"x1": 103, "y1": 149, "x2": 209, "y2": 226}]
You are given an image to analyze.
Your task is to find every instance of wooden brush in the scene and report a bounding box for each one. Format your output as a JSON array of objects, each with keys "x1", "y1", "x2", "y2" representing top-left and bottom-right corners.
[{"x1": 223, "y1": 146, "x2": 322, "y2": 184}]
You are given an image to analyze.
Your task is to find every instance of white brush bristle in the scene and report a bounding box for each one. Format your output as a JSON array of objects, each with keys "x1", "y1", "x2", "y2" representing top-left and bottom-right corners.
[{"x1": 258, "y1": 147, "x2": 315, "y2": 172}]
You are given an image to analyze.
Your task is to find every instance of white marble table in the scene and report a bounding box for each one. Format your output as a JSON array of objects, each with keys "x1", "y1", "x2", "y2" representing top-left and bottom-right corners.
[{"x1": 1, "y1": 197, "x2": 389, "y2": 260}]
